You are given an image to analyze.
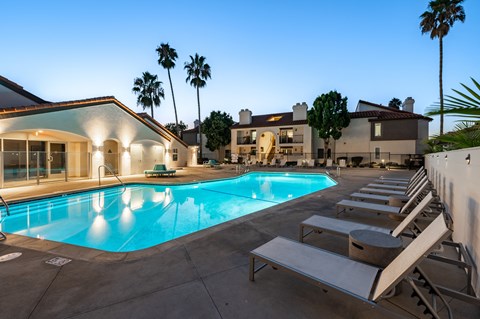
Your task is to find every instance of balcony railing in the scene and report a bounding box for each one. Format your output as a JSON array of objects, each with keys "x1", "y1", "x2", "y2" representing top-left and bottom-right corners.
[
  {"x1": 237, "y1": 137, "x2": 256, "y2": 145},
  {"x1": 279, "y1": 135, "x2": 303, "y2": 144}
]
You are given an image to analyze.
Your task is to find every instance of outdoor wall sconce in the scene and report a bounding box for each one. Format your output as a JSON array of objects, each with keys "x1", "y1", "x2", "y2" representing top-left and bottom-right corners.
[
  {"x1": 122, "y1": 146, "x2": 130, "y2": 153},
  {"x1": 445, "y1": 154, "x2": 448, "y2": 160},
  {"x1": 466, "y1": 154, "x2": 471, "y2": 165},
  {"x1": 93, "y1": 145, "x2": 104, "y2": 152}
]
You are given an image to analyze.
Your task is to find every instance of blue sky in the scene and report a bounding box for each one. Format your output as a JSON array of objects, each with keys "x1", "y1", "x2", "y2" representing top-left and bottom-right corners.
[{"x1": 1, "y1": 0, "x2": 478, "y2": 134}]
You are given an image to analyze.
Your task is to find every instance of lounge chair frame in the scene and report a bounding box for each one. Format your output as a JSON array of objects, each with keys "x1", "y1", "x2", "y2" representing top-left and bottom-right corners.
[{"x1": 249, "y1": 214, "x2": 453, "y2": 318}]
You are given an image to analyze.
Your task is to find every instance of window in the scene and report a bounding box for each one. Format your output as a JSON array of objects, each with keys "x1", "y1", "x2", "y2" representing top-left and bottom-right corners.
[
  {"x1": 317, "y1": 148, "x2": 331, "y2": 158},
  {"x1": 172, "y1": 148, "x2": 178, "y2": 161},
  {"x1": 251, "y1": 130, "x2": 257, "y2": 143},
  {"x1": 280, "y1": 147, "x2": 293, "y2": 155},
  {"x1": 317, "y1": 148, "x2": 324, "y2": 159},
  {"x1": 374, "y1": 147, "x2": 381, "y2": 160},
  {"x1": 267, "y1": 115, "x2": 283, "y2": 122},
  {"x1": 374, "y1": 123, "x2": 382, "y2": 137},
  {"x1": 279, "y1": 128, "x2": 293, "y2": 143}
]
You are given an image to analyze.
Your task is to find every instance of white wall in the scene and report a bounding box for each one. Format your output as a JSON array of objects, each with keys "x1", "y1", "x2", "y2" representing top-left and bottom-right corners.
[
  {"x1": 426, "y1": 147, "x2": 480, "y2": 294},
  {"x1": 335, "y1": 118, "x2": 371, "y2": 153},
  {"x1": 0, "y1": 102, "x2": 189, "y2": 178}
]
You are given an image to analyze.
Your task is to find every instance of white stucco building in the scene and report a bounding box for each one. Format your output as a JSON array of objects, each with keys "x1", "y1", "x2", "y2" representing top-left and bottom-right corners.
[
  {"x1": 0, "y1": 76, "x2": 188, "y2": 187},
  {"x1": 230, "y1": 99, "x2": 431, "y2": 166},
  {"x1": 231, "y1": 103, "x2": 312, "y2": 164}
]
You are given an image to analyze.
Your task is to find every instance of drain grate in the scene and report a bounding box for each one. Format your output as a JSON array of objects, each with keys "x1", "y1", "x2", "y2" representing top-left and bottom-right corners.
[
  {"x1": 45, "y1": 257, "x2": 72, "y2": 266},
  {"x1": 0, "y1": 252, "x2": 22, "y2": 262}
]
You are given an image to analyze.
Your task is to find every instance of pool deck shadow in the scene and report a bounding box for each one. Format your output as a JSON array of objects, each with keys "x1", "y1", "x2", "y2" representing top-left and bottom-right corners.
[{"x1": 0, "y1": 167, "x2": 479, "y2": 318}]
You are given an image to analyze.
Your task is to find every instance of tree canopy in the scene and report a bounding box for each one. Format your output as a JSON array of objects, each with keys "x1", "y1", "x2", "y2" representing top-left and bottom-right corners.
[
  {"x1": 307, "y1": 91, "x2": 350, "y2": 162},
  {"x1": 164, "y1": 121, "x2": 188, "y2": 136},
  {"x1": 132, "y1": 71, "x2": 164, "y2": 119},
  {"x1": 202, "y1": 111, "x2": 234, "y2": 152},
  {"x1": 388, "y1": 98, "x2": 402, "y2": 109}
]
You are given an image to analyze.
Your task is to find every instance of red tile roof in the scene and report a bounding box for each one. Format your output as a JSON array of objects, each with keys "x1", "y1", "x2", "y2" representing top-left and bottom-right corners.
[{"x1": 351, "y1": 110, "x2": 432, "y2": 121}]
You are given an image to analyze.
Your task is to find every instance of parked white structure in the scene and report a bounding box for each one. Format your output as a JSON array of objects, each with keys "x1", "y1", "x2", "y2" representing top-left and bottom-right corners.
[{"x1": 0, "y1": 76, "x2": 188, "y2": 187}]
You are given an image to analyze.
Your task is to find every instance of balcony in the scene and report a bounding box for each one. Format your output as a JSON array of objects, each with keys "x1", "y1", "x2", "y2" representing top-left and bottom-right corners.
[
  {"x1": 237, "y1": 136, "x2": 256, "y2": 145},
  {"x1": 279, "y1": 135, "x2": 303, "y2": 144}
]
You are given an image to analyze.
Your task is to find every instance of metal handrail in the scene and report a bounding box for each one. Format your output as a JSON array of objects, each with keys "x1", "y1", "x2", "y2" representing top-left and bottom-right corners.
[
  {"x1": 0, "y1": 194, "x2": 9, "y2": 240},
  {"x1": 98, "y1": 165, "x2": 125, "y2": 189},
  {"x1": 0, "y1": 194, "x2": 10, "y2": 217}
]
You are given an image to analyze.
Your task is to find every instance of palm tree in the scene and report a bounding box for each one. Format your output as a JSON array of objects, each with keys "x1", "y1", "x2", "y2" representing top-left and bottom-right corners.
[
  {"x1": 420, "y1": 0, "x2": 465, "y2": 135},
  {"x1": 184, "y1": 53, "x2": 211, "y2": 162},
  {"x1": 132, "y1": 72, "x2": 164, "y2": 119},
  {"x1": 156, "y1": 43, "x2": 180, "y2": 135},
  {"x1": 388, "y1": 98, "x2": 402, "y2": 109}
]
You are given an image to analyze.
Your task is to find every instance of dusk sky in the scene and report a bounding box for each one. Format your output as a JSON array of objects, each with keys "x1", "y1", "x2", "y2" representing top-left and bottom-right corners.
[{"x1": 2, "y1": 0, "x2": 478, "y2": 135}]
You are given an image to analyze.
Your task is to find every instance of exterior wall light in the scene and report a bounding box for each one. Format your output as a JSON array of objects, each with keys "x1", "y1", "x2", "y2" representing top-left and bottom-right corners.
[
  {"x1": 93, "y1": 145, "x2": 104, "y2": 152},
  {"x1": 466, "y1": 154, "x2": 471, "y2": 165},
  {"x1": 122, "y1": 146, "x2": 130, "y2": 153},
  {"x1": 445, "y1": 154, "x2": 448, "y2": 160}
]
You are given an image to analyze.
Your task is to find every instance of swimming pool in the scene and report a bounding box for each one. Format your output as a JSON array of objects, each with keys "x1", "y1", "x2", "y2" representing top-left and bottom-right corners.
[{"x1": 2, "y1": 172, "x2": 336, "y2": 252}]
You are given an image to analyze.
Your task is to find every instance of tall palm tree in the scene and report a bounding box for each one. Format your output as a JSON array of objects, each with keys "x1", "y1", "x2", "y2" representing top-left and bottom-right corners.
[
  {"x1": 156, "y1": 43, "x2": 180, "y2": 135},
  {"x1": 132, "y1": 72, "x2": 164, "y2": 119},
  {"x1": 420, "y1": 0, "x2": 465, "y2": 135},
  {"x1": 184, "y1": 53, "x2": 211, "y2": 162}
]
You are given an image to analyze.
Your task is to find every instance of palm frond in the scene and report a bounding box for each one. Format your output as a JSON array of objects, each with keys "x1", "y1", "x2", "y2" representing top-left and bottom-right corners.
[{"x1": 425, "y1": 77, "x2": 480, "y2": 120}]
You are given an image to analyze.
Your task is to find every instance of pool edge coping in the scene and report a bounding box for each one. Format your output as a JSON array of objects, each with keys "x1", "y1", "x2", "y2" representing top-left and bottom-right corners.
[{"x1": 0, "y1": 172, "x2": 339, "y2": 262}]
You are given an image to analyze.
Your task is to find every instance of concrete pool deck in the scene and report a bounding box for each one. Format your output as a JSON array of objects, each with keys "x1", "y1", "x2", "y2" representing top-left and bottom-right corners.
[{"x1": 0, "y1": 167, "x2": 479, "y2": 318}]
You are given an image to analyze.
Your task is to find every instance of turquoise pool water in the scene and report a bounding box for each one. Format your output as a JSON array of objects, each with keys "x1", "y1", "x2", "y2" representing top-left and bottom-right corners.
[{"x1": 2, "y1": 172, "x2": 336, "y2": 252}]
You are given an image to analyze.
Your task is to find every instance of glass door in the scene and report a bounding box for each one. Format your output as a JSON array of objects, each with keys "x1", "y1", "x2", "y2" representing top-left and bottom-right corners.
[
  {"x1": 29, "y1": 141, "x2": 47, "y2": 179},
  {"x1": 50, "y1": 143, "x2": 66, "y2": 175}
]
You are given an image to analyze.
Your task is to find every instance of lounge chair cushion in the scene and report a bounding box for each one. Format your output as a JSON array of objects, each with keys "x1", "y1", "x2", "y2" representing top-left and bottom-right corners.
[
  {"x1": 337, "y1": 199, "x2": 401, "y2": 215},
  {"x1": 251, "y1": 237, "x2": 379, "y2": 300},
  {"x1": 301, "y1": 215, "x2": 391, "y2": 237}
]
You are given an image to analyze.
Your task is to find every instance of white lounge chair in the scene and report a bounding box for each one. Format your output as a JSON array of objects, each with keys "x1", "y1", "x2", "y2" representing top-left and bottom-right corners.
[
  {"x1": 336, "y1": 181, "x2": 427, "y2": 217},
  {"x1": 296, "y1": 159, "x2": 305, "y2": 167},
  {"x1": 351, "y1": 179, "x2": 429, "y2": 204},
  {"x1": 359, "y1": 175, "x2": 429, "y2": 197},
  {"x1": 307, "y1": 159, "x2": 315, "y2": 168},
  {"x1": 374, "y1": 166, "x2": 425, "y2": 184},
  {"x1": 278, "y1": 158, "x2": 287, "y2": 167},
  {"x1": 249, "y1": 213, "x2": 453, "y2": 318},
  {"x1": 300, "y1": 192, "x2": 434, "y2": 242}
]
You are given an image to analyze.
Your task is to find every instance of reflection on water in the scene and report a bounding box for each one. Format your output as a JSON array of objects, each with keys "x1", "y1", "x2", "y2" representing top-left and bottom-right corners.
[{"x1": 4, "y1": 173, "x2": 335, "y2": 252}]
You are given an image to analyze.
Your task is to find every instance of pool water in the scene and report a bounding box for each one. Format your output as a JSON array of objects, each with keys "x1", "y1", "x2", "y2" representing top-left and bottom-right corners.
[{"x1": 2, "y1": 172, "x2": 335, "y2": 252}]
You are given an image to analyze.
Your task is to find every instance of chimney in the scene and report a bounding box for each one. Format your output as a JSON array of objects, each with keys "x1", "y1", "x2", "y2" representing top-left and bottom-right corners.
[
  {"x1": 293, "y1": 102, "x2": 308, "y2": 121},
  {"x1": 402, "y1": 97, "x2": 415, "y2": 113},
  {"x1": 194, "y1": 119, "x2": 200, "y2": 128},
  {"x1": 239, "y1": 109, "x2": 252, "y2": 125}
]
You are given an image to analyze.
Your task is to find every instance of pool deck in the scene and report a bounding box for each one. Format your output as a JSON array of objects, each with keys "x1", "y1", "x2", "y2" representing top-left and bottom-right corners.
[{"x1": 0, "y1": 166, "x2": 479, "y2": 318}]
